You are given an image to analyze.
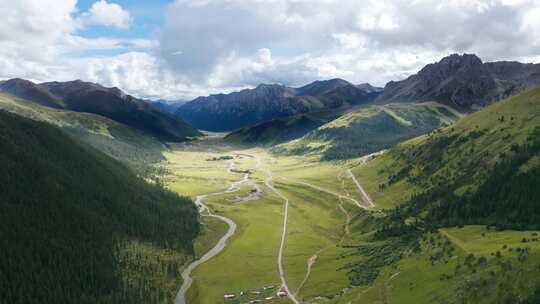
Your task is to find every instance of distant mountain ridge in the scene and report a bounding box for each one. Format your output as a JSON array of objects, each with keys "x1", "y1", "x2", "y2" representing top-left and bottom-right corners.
[
  {"x1": 377, "y1": 53, "x2": 540, "y2": 109},
  {"x1": 150, "y1": 99, "x2": 188, "y2": 113},
  {"x1": 176, "y1": 78, "x2": 381, "y2": 131},
  {"x1": 0, "y1": 78, "x2": 201, "y2": 141},
  {"x1": 357, "y1": 83, "x2": 383, "y2": 93}
]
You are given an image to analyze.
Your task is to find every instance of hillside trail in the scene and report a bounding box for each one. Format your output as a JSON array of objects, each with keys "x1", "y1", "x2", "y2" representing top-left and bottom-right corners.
[
  {"x1": 175, "y1": 159, "x2": 256, "y2": 304},
  {"x1": 274, "y1": 174, "x2": 369, "y2": 210},
  {"x1": 345, "y1": 169, "x2": 375, "y2": 208}
]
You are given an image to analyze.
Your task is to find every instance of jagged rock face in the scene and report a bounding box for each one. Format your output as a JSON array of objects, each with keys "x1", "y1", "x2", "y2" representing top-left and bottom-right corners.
[
  {"x1": 377, "y1": 53, "x2": 540, "y2": 109},
  {"x1": 176, "y1": 79, "x2": 380, "y2": 131}
]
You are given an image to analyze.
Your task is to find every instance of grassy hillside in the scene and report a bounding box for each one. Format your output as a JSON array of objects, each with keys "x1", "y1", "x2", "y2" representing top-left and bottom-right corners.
[
  {"x1": 225, "y1": 111, "x2": 340, "y2": 146},
  {"x1": 0, "y1": 93, "x2": 166, "y2": 173},
  {"x1": 1, "y1": 78, "x2": 202, "y2": 142},
  {"x1": 338, "y1": 85, "x2": 540, "y2": 303},
  {"x1": 350, "y1": 84, "x2": 540, "y2": 212},
  {"x1": 61, "y1": 88, "x2": 201, "y2": 142},
  {"x1": 0, "y1": 111, "x2": 200, "y2": 304},
  {"x1": 273, "y1": 102, "x2": 462, "y2": 160}
]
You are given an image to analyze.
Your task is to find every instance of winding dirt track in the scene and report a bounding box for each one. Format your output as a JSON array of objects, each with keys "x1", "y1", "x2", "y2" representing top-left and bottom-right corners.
[{"x1": 175, "y1": 161, "x2": 247, "y2": 304}]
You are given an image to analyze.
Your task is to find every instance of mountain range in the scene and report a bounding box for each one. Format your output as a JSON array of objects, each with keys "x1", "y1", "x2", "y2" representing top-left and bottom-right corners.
[
  {"x1": 173, "y1": 53, "x2": 540, "y2": 139},
  {"x1": 224, "y1": 53, "x2": 540, "y2": 157},
  {"x1": 3, "y1": 53, "x2": 540, "y2": 154},
  {"x1": 176, "y1": 79, "x2": 381, "y2": 131}
]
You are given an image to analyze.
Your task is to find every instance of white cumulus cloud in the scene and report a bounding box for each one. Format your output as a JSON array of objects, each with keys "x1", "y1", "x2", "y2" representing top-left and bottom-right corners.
[
  {"x1": 4, "y1": 0, "x2": 540, "y2": 99},
  {"x1": 78, "y1": 0, "x2": 132, "y2": 29}
]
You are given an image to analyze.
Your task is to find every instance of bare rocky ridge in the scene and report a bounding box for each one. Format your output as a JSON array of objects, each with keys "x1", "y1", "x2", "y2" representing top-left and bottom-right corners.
[{"x1": 377, "y1": 53, "x2": 540, "y2": 109}]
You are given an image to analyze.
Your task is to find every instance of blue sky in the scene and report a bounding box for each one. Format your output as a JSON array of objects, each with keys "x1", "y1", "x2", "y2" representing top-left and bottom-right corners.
[
  {"x1": 71, "y1": 0, "x2": 169, "y2": 57},
  {"x1": 76, "y1": 0, "x2": 169, "y2": 38}
]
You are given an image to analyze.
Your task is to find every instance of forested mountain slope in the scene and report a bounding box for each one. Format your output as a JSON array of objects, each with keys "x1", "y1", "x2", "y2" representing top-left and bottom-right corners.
[{"x1": 0, "y1": 111, "x2": 200, "y2": 304}]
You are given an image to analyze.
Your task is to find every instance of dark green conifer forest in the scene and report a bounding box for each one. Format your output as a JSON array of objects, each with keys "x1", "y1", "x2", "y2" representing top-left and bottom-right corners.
[{"x1": 0, "y1": 111, "x2": 200, "y2": 303}]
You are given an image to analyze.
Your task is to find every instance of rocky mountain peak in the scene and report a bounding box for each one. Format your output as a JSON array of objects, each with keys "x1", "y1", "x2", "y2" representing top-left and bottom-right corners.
[
  {"x1": 377, "y1": 53, "x2": 540, "y2": 109},
  {"x1": 419, "y1": 53, "x2": 483, "y2": 77}
]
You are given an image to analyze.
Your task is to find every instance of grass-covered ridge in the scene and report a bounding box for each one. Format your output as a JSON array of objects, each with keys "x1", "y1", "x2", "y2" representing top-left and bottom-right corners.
[
  {"x1": 0, "y1": 111, "x2": 200, "y2": 304},
  {"x1": 225, "y1": 111, "x2": 340, "y2": 146},
  {"x1": 0, "y1": 92, "x2": 166, "y2": 173},
  {"x1": 273, "y1": 102, "x2": 462, "y2": 160}
]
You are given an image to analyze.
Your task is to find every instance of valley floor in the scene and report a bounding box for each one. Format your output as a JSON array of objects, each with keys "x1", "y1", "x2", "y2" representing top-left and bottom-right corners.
[{"x1": 163, "y1": 137, "x2": 540, "y2": 304}]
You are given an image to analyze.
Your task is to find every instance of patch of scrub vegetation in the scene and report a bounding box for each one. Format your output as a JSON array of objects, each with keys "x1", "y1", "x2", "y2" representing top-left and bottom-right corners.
[
  {"x1": 336, "y1": 226, "x2": 540, "y2": 304},
  {"x1": 273, "y1": 102, "x2": 461, "y2": 160},
  {"x1": 0, "y1": 93, "x2": 166, "y2": 174},
  {"x1": 0, "y1": 111, "x2": 199, "y2": 304}
]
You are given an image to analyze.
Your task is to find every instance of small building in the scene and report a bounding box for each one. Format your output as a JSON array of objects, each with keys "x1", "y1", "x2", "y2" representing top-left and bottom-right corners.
[
  {"x1": 277, "y1": 291, "x2": 287, "y2": 297},
  {"x1": 224, "y1": 293, "x2": 235, "y2": 300}
]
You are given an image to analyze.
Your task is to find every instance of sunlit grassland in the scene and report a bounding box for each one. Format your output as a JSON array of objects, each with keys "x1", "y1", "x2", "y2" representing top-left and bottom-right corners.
[
  {"x1": 275, "y1": 181, "x2": 358, "y2": 301},
  {"x1": 187, "y1": 192, "x2": 287, "y2": 304},
  {"x1": 163, "y1": 148, "x2": 238, "y2": 197},
  {"x1": 163, "y1": 145, "x2": 367, "y2": 303},
  {"x1": 164, "y1": 142, "x2": 540, "y2": 304},
  {"x1": 440, "y1": 226, "x2": 540, "y2": 256},
  {"x1": 266, "y1": 156, "x2": 346, "y2": 194},
  {"x1": 164, "y1": 146, "x2": 288, "y2": 303}
]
